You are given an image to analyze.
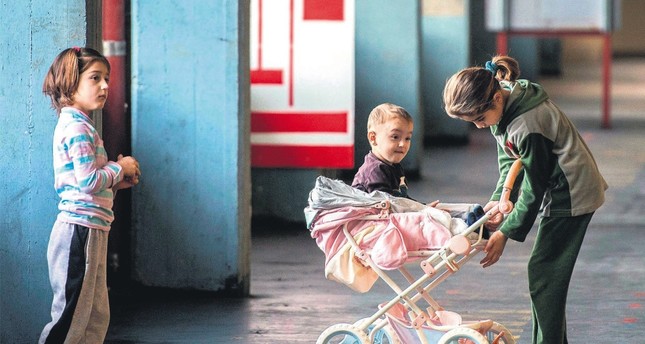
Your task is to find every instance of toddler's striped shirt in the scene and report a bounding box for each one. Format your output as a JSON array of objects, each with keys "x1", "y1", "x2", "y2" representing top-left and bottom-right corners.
[{"x1": 53, "y1": 107, "x2": 123, "y2": 230}]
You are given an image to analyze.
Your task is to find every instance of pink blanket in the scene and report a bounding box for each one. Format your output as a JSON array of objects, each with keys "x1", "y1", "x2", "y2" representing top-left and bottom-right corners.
[{"x1": 309, "y1": 205, "x2": 455, "y2": 292}]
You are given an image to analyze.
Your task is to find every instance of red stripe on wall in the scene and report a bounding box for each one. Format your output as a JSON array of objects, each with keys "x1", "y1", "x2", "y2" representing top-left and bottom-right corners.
[
  {"x1": 250, "y1": 69, "x2": 283, "y2": 84},
  {"x1": 251, "y1": 111, "x2": 347, "y2": 132},
  {"x1": 303, "y1": 0, "x2": 344, "y2": 20},
  {"x1": 252, "y1": 145, "x2": 354, "y2": 168}
]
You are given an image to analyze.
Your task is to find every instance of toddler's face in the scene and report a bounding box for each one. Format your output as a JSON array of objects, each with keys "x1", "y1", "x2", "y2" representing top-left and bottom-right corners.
[{"x1": 369, "y1": 117, "x2": 413, "y2": 165}]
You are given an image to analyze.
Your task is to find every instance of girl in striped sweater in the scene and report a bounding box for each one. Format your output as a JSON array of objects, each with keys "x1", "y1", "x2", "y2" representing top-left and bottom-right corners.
[{"x1": 39, "y1": 47, "x2": 140, "y2": 343}]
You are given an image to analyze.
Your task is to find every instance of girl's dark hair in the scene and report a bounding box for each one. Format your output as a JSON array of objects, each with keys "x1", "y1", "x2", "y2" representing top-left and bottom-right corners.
[
  {"x1": 43, "y1": 47, "x2": 110, "y2": 113},
  {"x1": 443, "y1": 55, "x2": 520, "y2": 119}
]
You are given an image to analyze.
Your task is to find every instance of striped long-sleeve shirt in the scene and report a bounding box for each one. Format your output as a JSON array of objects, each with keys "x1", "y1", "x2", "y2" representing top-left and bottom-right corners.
[{"x1": 53, "y1": 107, "x2": 123, "y2": 230}]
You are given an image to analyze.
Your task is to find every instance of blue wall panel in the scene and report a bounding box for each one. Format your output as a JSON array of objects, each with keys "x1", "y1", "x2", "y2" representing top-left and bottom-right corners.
[
  {"x1": 0, "y1": 1, "x2": 88, "y2": 342},
  {"x1": 131, "y1": 1, "x2": 251, "y2": 292},
  {"x1": 421, "y1": 6, "x2": 470, "y2": 142}
]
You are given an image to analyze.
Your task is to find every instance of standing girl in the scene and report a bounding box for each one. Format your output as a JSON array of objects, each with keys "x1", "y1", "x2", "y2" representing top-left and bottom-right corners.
[
  {"x1": 39, "y1": 47, "x2": 140, "y2": 343},
  {"x1": 442, "y1": 55, "x2": 607, "y2": 344}
]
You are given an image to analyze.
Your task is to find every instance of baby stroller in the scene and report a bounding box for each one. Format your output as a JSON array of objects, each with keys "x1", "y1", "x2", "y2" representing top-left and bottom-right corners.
[{"x1": 305, "y1": 160, "x2": 523, "y2": 344}]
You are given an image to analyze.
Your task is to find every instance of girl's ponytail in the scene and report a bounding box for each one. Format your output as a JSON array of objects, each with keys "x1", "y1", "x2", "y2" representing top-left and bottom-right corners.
[{"x1": 490, "y1": 55, "x2": 521, "y2": 82}]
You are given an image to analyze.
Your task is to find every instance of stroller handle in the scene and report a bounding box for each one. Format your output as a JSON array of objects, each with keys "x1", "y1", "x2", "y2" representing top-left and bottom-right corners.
[{"x1": 498, "y1": 159, "x2": 523, "y2": 214}]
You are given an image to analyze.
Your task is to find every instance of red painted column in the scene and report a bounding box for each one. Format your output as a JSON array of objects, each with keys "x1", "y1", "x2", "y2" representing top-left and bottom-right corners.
[
  {"x1": 102, "y1": 0, "x2": 130, "y2": 286},
  {"x1": 602, "y1": 33, "x2": 612, "y2": 129},
  {"x1": 496, "y1": 31, "x2": 508, "y2": 55},
  {"x1": 103, "y1": 0, "x2": 128, "y2": 159}
]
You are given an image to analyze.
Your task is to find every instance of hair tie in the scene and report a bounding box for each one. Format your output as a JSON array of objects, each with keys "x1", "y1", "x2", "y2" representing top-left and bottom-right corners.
[
  {"x1": 485, "y1": 61, "x2": 498, "y2": 74},
  {"x1": 72, "y1": 46, "x2": 81, "y2": 54}
]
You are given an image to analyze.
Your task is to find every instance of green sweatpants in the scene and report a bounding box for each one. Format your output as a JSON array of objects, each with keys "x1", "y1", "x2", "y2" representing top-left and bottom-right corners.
[{"x1": 528, "y1": 213, "x2": 594, "y2": 344}]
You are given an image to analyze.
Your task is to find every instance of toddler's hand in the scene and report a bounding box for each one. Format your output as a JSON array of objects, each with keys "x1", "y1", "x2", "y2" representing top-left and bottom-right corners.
[{"x1": 428, "y1": 200, "x2": 440, "y2": 207}]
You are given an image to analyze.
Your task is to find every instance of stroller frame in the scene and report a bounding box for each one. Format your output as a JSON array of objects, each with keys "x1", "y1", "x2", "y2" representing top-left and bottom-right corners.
[{"x1": 316, "y1": 160, "x2": 523, "y2": 344}]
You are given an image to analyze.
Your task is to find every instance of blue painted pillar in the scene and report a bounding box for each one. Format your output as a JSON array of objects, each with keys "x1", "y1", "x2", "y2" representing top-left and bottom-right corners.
[
  {"x1": 0, "y1": 1, "x2": 90, "y2": 341},
  {"x1": 355, "y1": 0, "x2": 424, "y2": 174},
  {"x1": 131, "y1": 1, "x2": 251, "y2": 293},
  {"x1": 421, "y1": 1, "x2": 470, "y2": 143}
]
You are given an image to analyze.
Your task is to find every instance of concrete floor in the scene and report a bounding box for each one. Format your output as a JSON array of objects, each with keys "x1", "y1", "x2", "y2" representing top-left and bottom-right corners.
[{"x1": 105, "y1": 58, "x2": 645, "y2": 343}]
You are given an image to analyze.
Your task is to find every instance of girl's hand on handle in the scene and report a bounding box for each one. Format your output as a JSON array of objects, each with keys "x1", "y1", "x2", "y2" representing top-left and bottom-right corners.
[
  {"x1": 480, "y1": 230, "x2": 508, "y2": 268},
  {"x1": 117, "y1": 154, "x2": 140, "y2": 178},
  {"x1": 483, "y1": 201, "x2": 503, "y2": 231}
]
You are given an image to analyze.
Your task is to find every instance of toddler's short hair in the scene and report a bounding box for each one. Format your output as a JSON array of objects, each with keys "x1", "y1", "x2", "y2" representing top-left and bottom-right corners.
[{"x1": 367, "y1": 103, "x2": 413, "y2": 132}]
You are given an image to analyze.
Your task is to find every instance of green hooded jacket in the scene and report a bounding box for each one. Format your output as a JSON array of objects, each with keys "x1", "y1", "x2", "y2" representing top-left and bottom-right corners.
[{"x1": 489, "y1": 80, "x2": 607, "y2": 242}]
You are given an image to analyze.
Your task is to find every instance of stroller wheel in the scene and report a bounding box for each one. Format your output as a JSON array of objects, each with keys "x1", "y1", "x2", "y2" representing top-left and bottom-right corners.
[
  {"x1": 484, "y1": 322, "x2": 515, "y2": 344},
  {"x1": 437, "y1": 327, "x2": 489, "y2": 344},
  {"x1": 371, "y1": 324, "x2": 401, "y2": 344},
  {"x1": 317, "y1": 323, "x2": 370, "y2": 344},
  {"x1": 351, "y1": 318, "x2": 401, "y2": 344}
]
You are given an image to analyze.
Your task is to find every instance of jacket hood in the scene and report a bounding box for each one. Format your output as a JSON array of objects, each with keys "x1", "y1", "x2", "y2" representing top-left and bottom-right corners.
[{"x1": 492, "y1": 79, "x2": 549, "y2": 135}]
